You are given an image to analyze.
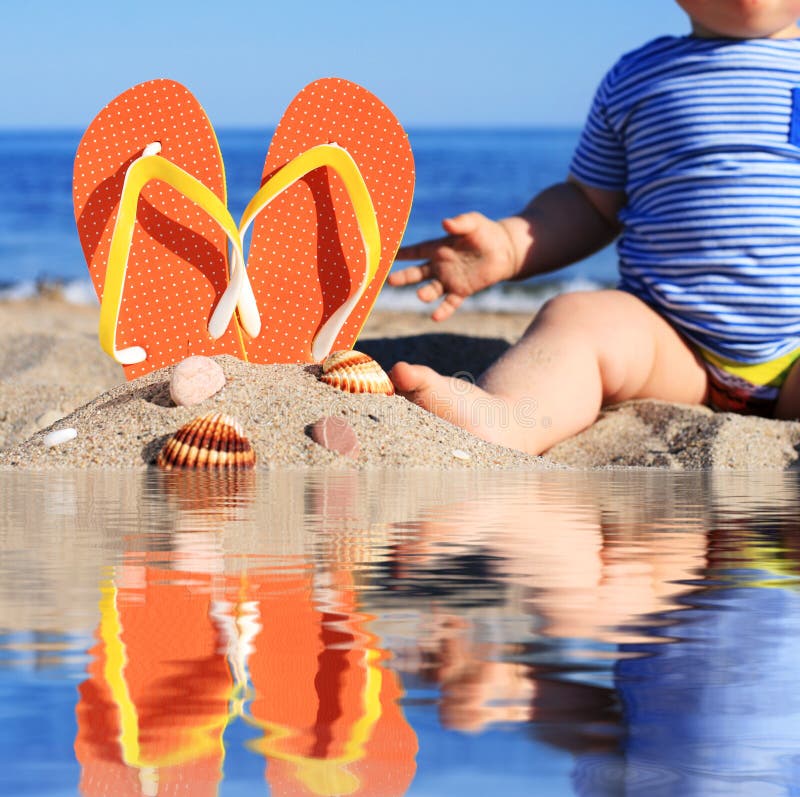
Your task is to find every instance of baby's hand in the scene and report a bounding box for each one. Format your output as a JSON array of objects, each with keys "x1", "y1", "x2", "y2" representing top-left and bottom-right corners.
[{"x1": 388, "y1": 212, "x2": 517, "y2": 321}]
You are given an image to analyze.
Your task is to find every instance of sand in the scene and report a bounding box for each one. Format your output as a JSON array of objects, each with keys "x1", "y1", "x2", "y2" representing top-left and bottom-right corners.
[{"x1": 1, "y1": 296, "x2": 799, "y2": 470}]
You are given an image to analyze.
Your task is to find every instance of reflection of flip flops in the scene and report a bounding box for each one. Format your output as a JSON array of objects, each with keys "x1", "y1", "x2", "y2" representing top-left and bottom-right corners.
[
  {"x1": 75, "y1": 571, "x2": 233, "y2": 794},
  {"x1": 242, "y1": 570, "x2": 418, "y2": 795},
  {"x1": 73, "y1": 79, "x2": 250, "y2": 379},
  {"x1": 235, "y1": 78, "x2": 415, "y2": 363}
]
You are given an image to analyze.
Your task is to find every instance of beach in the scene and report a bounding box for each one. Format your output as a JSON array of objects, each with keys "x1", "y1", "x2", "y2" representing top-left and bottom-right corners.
[{"x1": 1, "y1": 296, "x2": 799, "y2": 470}]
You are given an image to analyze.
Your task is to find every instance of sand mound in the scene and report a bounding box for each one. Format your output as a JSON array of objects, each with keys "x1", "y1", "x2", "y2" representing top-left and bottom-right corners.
[{"x1": 0, "y1": 355, "x2": 549, "y2": 470}]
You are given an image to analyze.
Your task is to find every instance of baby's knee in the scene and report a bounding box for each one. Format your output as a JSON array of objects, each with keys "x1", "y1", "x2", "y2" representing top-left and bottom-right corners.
[
  {"x1": 536, "y1": 290, "x2": 606, "y2": 329},
  {"x1": 538, "y1": 289, "x2": 647, "y2": 329}
]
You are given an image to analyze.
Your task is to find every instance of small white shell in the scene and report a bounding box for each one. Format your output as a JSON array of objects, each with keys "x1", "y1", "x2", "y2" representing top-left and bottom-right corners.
[
  {"x1": 44, "y1": 428, "x2": 78, "y2": 448},
  {"x1": 451, "y1": 448, "x2": 471, "y2": 460}
]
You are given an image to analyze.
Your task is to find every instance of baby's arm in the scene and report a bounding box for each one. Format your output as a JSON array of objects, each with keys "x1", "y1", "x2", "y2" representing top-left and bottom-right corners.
[
  {"x1": 390, "y1": 178, "x2": 624, "y2": 320},
  {"x1": 510, "y1": 178, "x2": 623, "y2": 279}
]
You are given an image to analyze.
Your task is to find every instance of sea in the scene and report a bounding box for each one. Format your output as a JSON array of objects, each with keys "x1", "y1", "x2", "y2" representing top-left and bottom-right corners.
[{"x1": 0, "y1": 128, "x2": 614, "y2": 309}]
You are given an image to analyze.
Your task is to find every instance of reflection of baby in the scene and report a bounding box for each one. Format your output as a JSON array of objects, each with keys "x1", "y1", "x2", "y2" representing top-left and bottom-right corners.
[
  {"x1": 390, "y1": 1, "x2": 800, "y2": 453},
  {"x1": 418, "y1": 615, "x2": 534, "y2": 733},
  {"x1": 606, "y1": 533, "x2": 800, "y2": 795},
  {"x1": 384, "y1": 475, "x2": 706, "y2": 734}
]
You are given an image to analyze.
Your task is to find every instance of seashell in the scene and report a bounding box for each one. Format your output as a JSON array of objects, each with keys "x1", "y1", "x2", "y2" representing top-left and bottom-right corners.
[
  {"x1": 156, "y1": 412, "x2": 255, "y2": 470},
  {"x1": 319, "y1": 350, "x2": 394, "y2": 395},
  {"x1": 44, "y1": 428, "x2": 77, "y2": 448}
]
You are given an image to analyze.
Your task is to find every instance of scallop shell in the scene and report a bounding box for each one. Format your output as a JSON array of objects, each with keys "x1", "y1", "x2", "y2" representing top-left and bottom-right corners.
[
  {"x1": 156, "y1": 412, "x2": 255, "y2": 470},
  {"x1": 319, "y1": 350, "x2": 394, "y2": 395}
]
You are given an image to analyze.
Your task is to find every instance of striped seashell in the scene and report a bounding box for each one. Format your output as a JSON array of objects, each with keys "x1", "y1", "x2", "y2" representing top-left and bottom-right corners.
[
  {"x1": 319, "y1": 350, "x2": 394, "y2": 395},
  {"x1": 156, "y1": 412, "x2": 256, "y2": 470}
]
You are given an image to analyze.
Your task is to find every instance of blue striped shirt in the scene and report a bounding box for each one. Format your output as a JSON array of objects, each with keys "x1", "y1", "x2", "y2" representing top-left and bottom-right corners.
[{"x1": 570, "y1": 36, "x2": 800, "y2": 363}]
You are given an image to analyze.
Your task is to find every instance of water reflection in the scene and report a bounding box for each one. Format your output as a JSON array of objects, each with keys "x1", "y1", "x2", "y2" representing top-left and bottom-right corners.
[
  {"x1": 74, "y1": 471, "x2": 416, "y2": 797},
  {"x1": 1, "y1": 469, "x2": 800, "y2": 795}
]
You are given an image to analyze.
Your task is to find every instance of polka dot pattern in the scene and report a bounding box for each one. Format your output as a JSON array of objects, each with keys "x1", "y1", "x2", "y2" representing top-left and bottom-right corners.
[
  {"x1": 244, "y1": 78, "x2": 415, "y2": 364},
  {"x1": 73, "y1": 80, "x2": 247, "y2": 380}
]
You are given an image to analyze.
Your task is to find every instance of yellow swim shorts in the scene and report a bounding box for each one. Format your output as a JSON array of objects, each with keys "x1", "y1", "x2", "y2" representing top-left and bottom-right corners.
[{"x1": 699, "y1": 345, "x2": 800, "y2": 416}]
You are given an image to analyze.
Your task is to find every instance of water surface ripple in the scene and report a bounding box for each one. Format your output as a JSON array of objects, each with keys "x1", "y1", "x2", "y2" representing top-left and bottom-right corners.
[{"x1": 1, "y1": 469, "x2": 799, "y2": 796}]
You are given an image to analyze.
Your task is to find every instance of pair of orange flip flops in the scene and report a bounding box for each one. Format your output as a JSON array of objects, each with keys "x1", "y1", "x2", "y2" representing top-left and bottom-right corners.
[{"x1": 73, "y1": 78, "x2": 415, "y2": 380}]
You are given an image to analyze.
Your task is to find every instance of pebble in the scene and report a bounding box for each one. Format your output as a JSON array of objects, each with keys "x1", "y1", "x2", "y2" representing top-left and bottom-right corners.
[
  {"x1": 452, "y1": 448, "x2": 471, "y2": 460},
  {"x1": 44, "y1": 428, "x2": 77, "y2": 448},
  {"x1": 169, "y1": 356, "x2": 226, "y2": 407},
  {"x1": 309, "y1": 416, "x2": 360, "y2": 459}
]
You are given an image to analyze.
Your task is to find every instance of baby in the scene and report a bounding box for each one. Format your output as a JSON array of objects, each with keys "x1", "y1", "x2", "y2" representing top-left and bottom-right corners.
[{"x1": 388, "y1": 0, "x2": 800, "y2": 455}]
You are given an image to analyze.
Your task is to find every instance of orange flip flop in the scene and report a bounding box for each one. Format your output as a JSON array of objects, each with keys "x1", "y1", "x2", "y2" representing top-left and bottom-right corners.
[
  {"x1": 73, "y1": 79, "x2": 251, "y2": 380},
  {"x1": 233, "y1": 78, "x2": 415, "y2": 363}
]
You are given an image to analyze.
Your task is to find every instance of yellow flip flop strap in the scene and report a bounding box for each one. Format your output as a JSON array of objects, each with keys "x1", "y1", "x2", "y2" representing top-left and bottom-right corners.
[
  {"x1": 245, "y1": 647, "x2": 384, "y2": 796},
  {"x1": 98, "y1": 579, "x2": 141, "y2": 766},
  {"x1": 99, "y1": 145, "x2": 245, "y2": 365},
  {"x1": 232, "y1": 143, "x2": 381, "y2": 361},
  {"x1": 98, "y1": 576, "x2": 231, "y2": 770}
]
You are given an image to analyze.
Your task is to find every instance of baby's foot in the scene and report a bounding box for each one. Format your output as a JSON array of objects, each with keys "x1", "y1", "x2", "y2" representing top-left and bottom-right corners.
[{"x1": 389, "y1": 362, "x2": 517, "y2": 449}]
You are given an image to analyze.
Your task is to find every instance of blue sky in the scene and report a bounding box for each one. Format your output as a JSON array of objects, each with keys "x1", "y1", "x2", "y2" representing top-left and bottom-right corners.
[{"x1": 1, "y1": 1, "x2": 689, "y2": 128}]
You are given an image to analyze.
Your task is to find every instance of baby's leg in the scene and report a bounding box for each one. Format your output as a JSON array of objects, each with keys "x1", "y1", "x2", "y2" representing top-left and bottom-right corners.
[{"x1": 390, "y1": 290, "x2": 708, "y2": 455}]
